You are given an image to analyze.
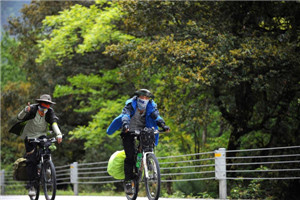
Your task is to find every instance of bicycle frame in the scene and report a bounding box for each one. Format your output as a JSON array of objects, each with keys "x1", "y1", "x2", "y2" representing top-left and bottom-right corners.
[
  {"x1": 39, "y1": 145, "x2": 52, "y2": 164},
  {"x1": 131, "y1": 128, "x2": 164, "y2": 179}
]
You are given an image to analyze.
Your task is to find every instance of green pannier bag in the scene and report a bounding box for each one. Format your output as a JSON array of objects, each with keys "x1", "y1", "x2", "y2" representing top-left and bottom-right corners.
[
  {"x1": 107, "y1": 150, "x2": 126, "y2": 180},
  {"x1": 13, "y1": 158, "x2": 28, "y2": 181}
]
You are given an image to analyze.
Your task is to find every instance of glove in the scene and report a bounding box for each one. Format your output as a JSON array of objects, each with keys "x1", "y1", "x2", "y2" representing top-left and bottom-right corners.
[
  {"x1": 162, "y1": 125, "x2": 170, "y2": 132},
  {"x1": 122, "y1": 124, "x2": 129, "y2": 133}
]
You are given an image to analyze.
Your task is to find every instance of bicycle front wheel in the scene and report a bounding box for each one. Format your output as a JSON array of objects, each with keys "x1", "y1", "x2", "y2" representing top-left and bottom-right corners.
[
  {"x1": 42, "y1": 160, "x2": 56, "y2": 200},
  {"x1": 125, "y1": 179, "x2": 139, "y2": 200},
  {"x1": 144, "y1": 153, "x2": 161, "y2": 200},
  {"x1": 29, "y1": 181, "x2": 40, "y2": 200}
]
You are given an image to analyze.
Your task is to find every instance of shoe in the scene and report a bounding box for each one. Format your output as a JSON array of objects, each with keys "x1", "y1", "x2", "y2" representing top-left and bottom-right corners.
[
  {"x1": 28, "y1": 186, "x2": 36, "y2": 196},
  {"x1": 124, "y1": 180, "x2": 134, "y2": 195}
]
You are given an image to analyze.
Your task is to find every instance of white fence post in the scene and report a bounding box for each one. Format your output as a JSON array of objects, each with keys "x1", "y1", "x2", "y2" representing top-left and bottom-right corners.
[
  {"x1": 215, "y1": 148, "x2": 227, "y2": 200},
  {"x1": 0, "y1": 170, "x2": 5, "y2": 195},
  {"x1": 70, "y1": 162, "x2": 78, "y2": 195}
]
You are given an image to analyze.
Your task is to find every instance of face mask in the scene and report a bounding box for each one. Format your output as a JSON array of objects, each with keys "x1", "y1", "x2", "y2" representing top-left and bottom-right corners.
[
  {"x1": 137, "y1": 98, "x2": 149, "y2": 111},
  {"x1": 38, "y1": 106, "x2": 48, "y2": 114}
]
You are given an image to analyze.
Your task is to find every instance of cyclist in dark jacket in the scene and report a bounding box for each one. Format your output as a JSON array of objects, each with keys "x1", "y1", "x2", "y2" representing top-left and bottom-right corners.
[
  {"x1": 107, "y1": 89, "x2": 170, "y2": 194},
  {"x1": 10, "y1": 94, "x2": 62, "y2": 196}
]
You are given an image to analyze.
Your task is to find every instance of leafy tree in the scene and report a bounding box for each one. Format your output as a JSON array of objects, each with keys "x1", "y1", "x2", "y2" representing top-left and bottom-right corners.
[
  {"x1": 108, "y1": 0, "x2": 300, "y2": 151},
  {"x1": 31, "y1": 0, "x2": 135, "y2": 164},
  {"x1": 105, "y1": 1, "x2": 300, "y2": 198},
  {"x1": 2, "y1": 0, "x2": 95, "y2": 167},
  {"x1": 1, "y1": 81, "x2": 31, "y2": 166},
  {"x1": 1, "y1": 32, "x2": 26, "y2": 89},
  {"x1": 5, "y1": 0, "x2": 299, "y2": 198},
  {"x1": 36, "y1": 0, "x2": 135, "y2": 65}
]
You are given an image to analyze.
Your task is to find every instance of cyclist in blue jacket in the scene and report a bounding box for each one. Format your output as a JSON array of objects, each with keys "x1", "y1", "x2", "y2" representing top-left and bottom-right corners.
[{"x1": 107, "y1": 89, "x2": 170, "y2": 194}]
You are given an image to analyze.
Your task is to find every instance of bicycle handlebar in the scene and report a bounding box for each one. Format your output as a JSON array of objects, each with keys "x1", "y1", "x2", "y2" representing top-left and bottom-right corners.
[
  {"x1": 128, "y1": 129, "x2": 166, "y2": 136},
  {"x1": 29, "y1": 137, "x2": 57, "y2": 143}
]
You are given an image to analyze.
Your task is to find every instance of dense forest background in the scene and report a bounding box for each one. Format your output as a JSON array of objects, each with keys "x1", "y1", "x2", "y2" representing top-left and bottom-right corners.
[{"x1": 1, "y1": 1, "x2": 300, "y2": 199}]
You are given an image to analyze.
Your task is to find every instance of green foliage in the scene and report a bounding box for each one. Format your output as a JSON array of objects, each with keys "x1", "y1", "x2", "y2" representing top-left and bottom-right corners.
[
  {"x1": 2, "y1": 1, "x2": 300, "y2": 199},
  {"x1": 1, "y1": 0, "x2": 94, "y2": 170},
  {"x1": 69, "y1": 97, "x2": 127, "y2": 149},
  {"x1": 206, "y1": 131, "x2": 231, "y2": 151},
  {"x1": 174, "y1": 180, "x2": 217, "y2": 198},
  {"x1": 36, "y1": 1, "x2": 135, "y2": 65},
  {"x1": 230, "y1": 179, "x2": 272, "y2": 200},
  {"x1": 0, "y1": 32, "x2": 26, "y2": 88},
  {"x1": 1, "y1": 81, "x2": 31, "y2": 166},
  {"x1": 54, "y1": 68, "x2": 125, "y2": 112}
]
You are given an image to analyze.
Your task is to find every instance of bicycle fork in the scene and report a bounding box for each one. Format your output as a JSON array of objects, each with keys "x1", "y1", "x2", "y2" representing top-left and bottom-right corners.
[{"x1": 142, "y1": 152, "x2": 154, "y2": 179}]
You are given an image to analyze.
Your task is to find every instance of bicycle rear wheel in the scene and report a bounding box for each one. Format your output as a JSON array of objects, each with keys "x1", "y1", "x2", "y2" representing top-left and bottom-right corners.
[
  {"x1": 42, "y1": 160, "x2": 56, "y2": 200},
  {"x1": 144, "y1": 153, "x2": 161, "y2": 200}
]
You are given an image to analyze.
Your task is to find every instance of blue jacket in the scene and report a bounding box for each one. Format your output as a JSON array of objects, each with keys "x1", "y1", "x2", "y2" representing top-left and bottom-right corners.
[{"x1": 106, "y1": 97, "x2": 165, "y2": 145}]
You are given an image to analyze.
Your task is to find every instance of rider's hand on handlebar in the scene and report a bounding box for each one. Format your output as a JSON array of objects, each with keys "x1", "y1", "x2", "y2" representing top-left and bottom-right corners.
[
  {"x1": 162, "y1": 125, "x2": 170, "y2": 132},
  {"x1": 57, "y1": 136, "x2": 62, "y2": 144},
  {"x1": 123, "y1": 124, "x2": 129, "y2": 133}
]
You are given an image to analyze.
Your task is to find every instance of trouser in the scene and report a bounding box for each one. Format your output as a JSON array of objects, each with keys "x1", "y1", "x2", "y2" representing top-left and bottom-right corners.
[
  {"x1": 121, "y1": 132, "x2": 136, "y2": 181},
  {"x1": 24, "y1": 136, "x2": 45, "y2": 185}
]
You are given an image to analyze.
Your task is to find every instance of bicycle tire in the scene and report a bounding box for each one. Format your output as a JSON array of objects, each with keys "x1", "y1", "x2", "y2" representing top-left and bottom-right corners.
[
  {"x1": 144, "y1": 153, "x2": 161, "y2": 200},
  {"x1": 125, "y1": 179, "x2": 139, "y2": 200},
  {"x1": 29, "y1": 181, "x2": 40, "y2": 200},
  {"x1": 42, "y1": 160, "x2": 56, "y2": 200}
]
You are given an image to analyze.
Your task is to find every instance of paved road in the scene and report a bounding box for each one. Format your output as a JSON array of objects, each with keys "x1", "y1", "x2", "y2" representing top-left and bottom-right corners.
[{"x1": 0, "y1": 196, "x2": 208, "y2": 200}]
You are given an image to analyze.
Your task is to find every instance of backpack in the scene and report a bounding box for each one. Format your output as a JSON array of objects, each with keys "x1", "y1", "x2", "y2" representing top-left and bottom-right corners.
[
  {"x1": 107, "y1": 150, "x2": 126, "y2": 180},
  {"x1": 13, "y1": 158, "x2": 28, "y2": 181}
]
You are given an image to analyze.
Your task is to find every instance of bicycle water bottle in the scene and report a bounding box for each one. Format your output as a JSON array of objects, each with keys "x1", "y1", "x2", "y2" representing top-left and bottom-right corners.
[{"x1": 136, "y1": 152, "x2": 142, "y2": 168}]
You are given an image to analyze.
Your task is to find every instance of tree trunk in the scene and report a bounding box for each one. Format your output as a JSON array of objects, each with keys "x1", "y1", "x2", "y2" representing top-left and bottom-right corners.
[
  {"x1": 227, "y1": 128, "x2": 240, "y2": 161},
  {"x1": 218, "y1": 119, "x2": 224, "y2": 137}
]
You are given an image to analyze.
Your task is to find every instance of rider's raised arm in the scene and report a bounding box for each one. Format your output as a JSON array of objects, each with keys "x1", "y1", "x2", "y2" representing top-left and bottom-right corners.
[
  {"x1": 17, "y1": 108, "x2": 28, "y2": 120},
  {"x1": 17, "y1": 103, "x2": 32, "y2": 120}
]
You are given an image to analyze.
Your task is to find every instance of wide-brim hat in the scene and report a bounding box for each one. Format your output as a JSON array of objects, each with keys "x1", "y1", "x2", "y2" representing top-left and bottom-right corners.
[{"x1": 36, "y1": 94, "x2": 56, "y2": 104}]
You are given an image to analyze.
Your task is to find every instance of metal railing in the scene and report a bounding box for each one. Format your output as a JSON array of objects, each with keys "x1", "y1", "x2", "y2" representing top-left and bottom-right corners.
[
  {"x1": 1, "y1": 145, "x2": 300, "y2": 199},
  {"x1": 225, "y1": 146, "x2": 300, "y2": 181}
]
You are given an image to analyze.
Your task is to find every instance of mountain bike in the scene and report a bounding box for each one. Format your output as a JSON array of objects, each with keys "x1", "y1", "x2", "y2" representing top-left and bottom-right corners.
[
  {"x1": 125, "y1": 127, "x2": 165, "y2": 200},
  {"x1": 28, "y1": 137, "x2": 57, "y2": 200}
]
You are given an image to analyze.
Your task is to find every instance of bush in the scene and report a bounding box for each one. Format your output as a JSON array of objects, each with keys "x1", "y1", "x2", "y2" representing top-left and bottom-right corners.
[{"x1": 230, "y1": 179, "x2": 273, "y2": 200}]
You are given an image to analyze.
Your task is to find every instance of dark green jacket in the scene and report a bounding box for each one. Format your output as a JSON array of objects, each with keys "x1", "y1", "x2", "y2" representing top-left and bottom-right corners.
[{"x1": 9, "y1": 104, "x2": 58, "y2": 136}]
